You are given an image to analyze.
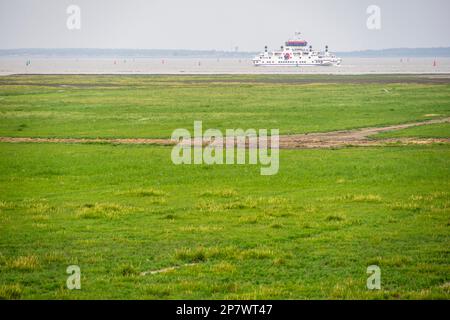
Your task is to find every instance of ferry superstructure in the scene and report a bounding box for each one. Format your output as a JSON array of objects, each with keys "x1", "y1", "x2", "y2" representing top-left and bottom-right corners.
[{"x1": 252, "y1": 33, "x2": 341, "y2": 67}]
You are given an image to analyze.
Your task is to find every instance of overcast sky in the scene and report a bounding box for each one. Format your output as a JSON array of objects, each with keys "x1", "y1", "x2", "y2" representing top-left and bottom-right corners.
[{"x1": 0, "y1": 0, "x2": 449, "y2": 51}]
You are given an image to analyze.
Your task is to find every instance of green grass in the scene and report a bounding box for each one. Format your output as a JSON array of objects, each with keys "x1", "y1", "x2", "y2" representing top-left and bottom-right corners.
[
  {"x1": 0, "y1": 143, "x2": 449, "y2": 299},
  {"x1": 0, "y1": 75, "x2": 449, "y2": 138},
  {"x1": 0, "y1": 74, "x2": 449, "y2": 299},
  {"x1": 374, "y1": 123, "x2": 450, "y2": 139}
]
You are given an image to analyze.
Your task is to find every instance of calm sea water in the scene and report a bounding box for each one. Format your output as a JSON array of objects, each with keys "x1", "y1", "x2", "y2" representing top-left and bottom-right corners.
[{"x1": 0, "y1": 57, "x2": 449, "y2": 75}]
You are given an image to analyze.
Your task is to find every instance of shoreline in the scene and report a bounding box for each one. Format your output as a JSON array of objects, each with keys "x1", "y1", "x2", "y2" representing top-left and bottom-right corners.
[{"x1": 2, "y1": 73, "x2": 450, "y2": 85}]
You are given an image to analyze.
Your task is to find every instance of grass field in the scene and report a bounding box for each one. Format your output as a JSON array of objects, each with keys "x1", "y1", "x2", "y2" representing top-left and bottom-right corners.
[
  {"x1": 0, "y1": 75, "x2": 449, "y2": 299},
  {"x1": 1, "y1": 75, "x2": 450, "y2": 138}
]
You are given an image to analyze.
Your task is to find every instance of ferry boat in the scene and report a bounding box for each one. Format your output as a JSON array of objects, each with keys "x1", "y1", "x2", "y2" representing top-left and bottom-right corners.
[{"x1": 252, "y1": 32, "x2": 341, "y2": 67}]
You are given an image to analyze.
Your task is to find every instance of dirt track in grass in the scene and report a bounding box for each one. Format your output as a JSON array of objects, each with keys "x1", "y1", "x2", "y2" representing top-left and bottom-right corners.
[
  {"x1": 277, "y1": 117, "x2": 450, "y2": 149},
  {"x1": 1, "y1": 117, "x2": 449, "y2": 149}
]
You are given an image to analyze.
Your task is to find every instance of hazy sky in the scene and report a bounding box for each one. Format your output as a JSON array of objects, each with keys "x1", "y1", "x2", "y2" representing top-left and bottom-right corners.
[{"x1": 0, "y1": 0, "x2": 449, "y2": 51}]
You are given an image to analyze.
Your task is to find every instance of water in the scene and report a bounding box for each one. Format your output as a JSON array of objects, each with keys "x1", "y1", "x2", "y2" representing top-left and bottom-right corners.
[{"x1": 0, "y1": 57, "x2": 449, "y2": 75}]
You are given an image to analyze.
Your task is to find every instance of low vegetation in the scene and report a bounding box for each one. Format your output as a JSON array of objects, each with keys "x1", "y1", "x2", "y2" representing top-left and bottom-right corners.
[{"x1": 0, "y1": 75, "x2": 449, "y2": 299}]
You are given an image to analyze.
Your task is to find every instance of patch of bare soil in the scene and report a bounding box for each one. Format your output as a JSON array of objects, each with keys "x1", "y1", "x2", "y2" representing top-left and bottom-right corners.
[{"x1": 1, "y1": 117, "x2": 449, "y2": 149}]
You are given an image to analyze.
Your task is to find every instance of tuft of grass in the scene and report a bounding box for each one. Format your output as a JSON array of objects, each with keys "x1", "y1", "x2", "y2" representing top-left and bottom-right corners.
[
  {"x1": 272, "y1": 257, "x2": 286, "y2": 266},
  {"x1": 388, "y1": 202, "x2": 422, "y2": 212},
  {"x1": 223, "y1": 199, "x2": 256, "y2": 210},
  {"x1": 410, "y1": 192, "x2": 449, "y2": 203},
  {"x1": 119, "y1": 188, "x2": 167, "y2": 197},
  {"x1": 325, "y1": 214, "x2": 346, "y2": 222},
  {"x1": 6, "y1": 255, "x2": 39, "y2": 271},
  {"x1": 238, "y1": 215, "x2": 259, "y2": 224},
  {"x1": 200, "y1": 189, "x2": 238, "y2": 198},
  {"x1": 195, "y1": 200, "x2": 225, "y2": 213},
  {"x1": 175, "y1": 248, "x2": 208, "y2": 263},
  {"x1": 270, "y1": 222, "x2": 283, "y2": 229},
  {"x1": 328, "y1": 194, "x2": 382, "y2": 203},
  {"x1": 240, "y1": 248, "x2": 275, "y2": 260},
  {"x1": 118, "y1": 263, "x2": 140, "y2": 277},
  {"x1": 212, "y1": 262, "x2": 236, "y2": 273},
  {"x1": 0, "y1": 201, "x2": 14, "y2": 211},
  {"x1": 330, "y1": 278, "x2": 364, "y2": 299},
  {"x1": 179, "y1": 225, "x2": 224, "y2": 233},
  {"x1": 75, "y1": 203, "x2": 136, "y2": 219},
  {"x1": 440, "y1": 282, "x2": 450, "y2": 292},
  {"x1": 225, "y1": 285, "x2": 287, "y2": 299},
  {"x1": 148, "y1": 198, "x2": 168, "y2": 205},
  {"x1": 0, "y1": 284, "x2": 23, "y2": 300},
  {"x1": 31, "y1": 214, "x2": 49, "y2": 222},
  {"x1": 367, "y1": 255, "x2": 412, "y2": 267},
  {"x1": 42, "y1": 251, "x2": 65, "y2": 264},
  {"x1": 195, "y1": 196, "x2": 291, "y2": 213},
  {"x1": 24, "y1": 200, "x2": 55, "y2": 215},
  {"x1": 144, "y1": 285, "x2": 171, "y2": 298},
  {"x1": 298, "y1": 204, "x2": 318, "y2": 214}
]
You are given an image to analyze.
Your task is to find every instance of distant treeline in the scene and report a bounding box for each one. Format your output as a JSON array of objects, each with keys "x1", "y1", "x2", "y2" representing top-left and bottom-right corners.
[
  {"x1": 0, "y1": 48, "x2": 256, "y2": 59},
  {"x1": 1, "y1": 47, "x2": 449, "y2": 58},
  {"x1": 337, "y1": 47, "x2": 450, "y2": 58}
]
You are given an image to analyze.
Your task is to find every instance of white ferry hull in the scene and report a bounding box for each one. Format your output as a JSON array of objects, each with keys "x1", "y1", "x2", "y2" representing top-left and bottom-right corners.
[
  {"x1": 253, "y1": 61, "x2": 338, "y2": 67},
  {"x1": 252, "y1": 57, "x2": 341, "y2": 67}
]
